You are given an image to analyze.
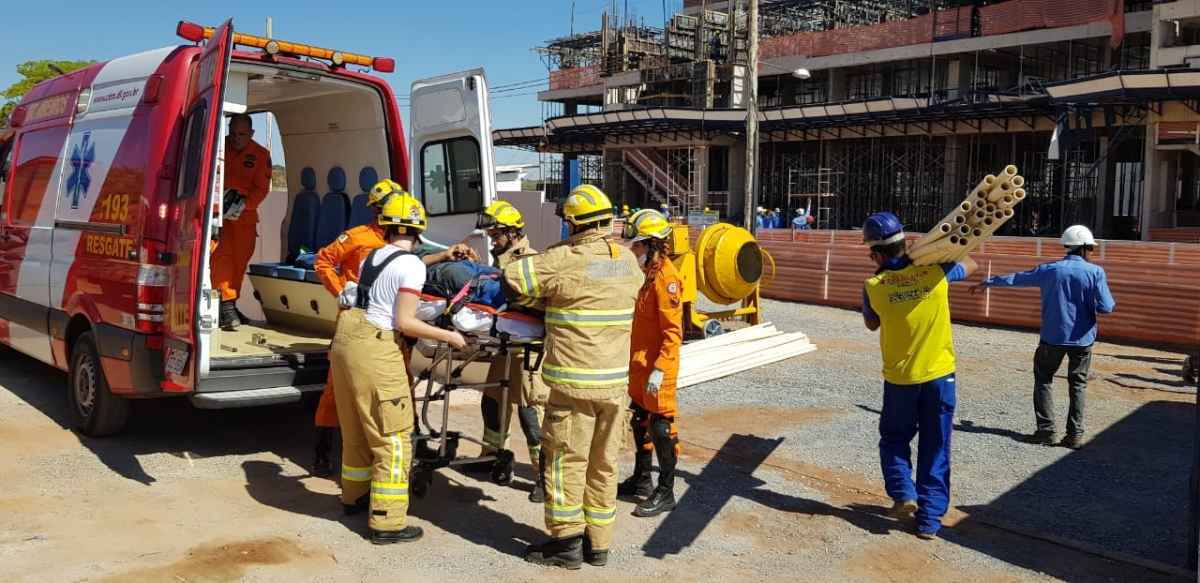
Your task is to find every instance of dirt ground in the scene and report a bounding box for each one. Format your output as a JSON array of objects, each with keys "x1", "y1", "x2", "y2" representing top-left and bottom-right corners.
[{"x1": 0, "y1": 303, "x2": 1195, "y2": 582}]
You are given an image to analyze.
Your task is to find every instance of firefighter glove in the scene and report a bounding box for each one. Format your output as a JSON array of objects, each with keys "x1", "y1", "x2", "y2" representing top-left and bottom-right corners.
[
  {"x1": 338, "y1": 282, "x2": 359, "y2": 309},
  {"x1": 647, "y1": 368, "x2": 664, "y2": 397}
]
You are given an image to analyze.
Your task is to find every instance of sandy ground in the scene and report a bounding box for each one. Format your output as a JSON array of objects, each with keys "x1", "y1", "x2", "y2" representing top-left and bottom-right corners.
[{"x1": 0, "y1": 300, "x2": 1195, "y2": 582}]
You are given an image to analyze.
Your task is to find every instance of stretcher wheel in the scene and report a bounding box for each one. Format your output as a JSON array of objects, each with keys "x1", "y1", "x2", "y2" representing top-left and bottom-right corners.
[
  {"x1": 411, "y1": 468, "x2": 432, "y2": 498},
  {"x1": 491, "y1": 450, "x2": 514, "y2": 485}
]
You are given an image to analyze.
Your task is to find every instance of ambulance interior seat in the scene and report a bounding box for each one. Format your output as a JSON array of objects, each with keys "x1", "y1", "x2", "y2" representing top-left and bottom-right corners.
[
  {"x1": 349, "y1": 166, "x2": 378, "y2": 228},
  {"x1": 247, "y1": 166, "x2": 320, "y2": 282},
  {"x1": 315, "y1": 166, "x2": 350, "y2": 250}
]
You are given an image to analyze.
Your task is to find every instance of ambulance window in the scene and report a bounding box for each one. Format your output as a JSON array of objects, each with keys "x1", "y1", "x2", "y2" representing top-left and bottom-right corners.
[
  {"x1": 176, "y1": 101, "x2": 209, "y2": 199},
  {"x1": 7, "y1": 128, "x2": 63, "y2": 226},
  {"x1": 420, "y1": 137, "x2": 483, "y2": 216}
]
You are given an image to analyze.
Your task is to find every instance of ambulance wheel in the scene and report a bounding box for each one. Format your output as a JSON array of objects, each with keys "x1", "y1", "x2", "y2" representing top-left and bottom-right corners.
[
  {"x1": 703, "y1": 320, "x2": 725, "y2": 338},
  {"x1": 491, "y1": 450, "x2": 514, "y2": 485},
  {"x1": 411, "y1": 468, "x2": 432, "y2": 498},
  {"x1": 67, "y1": 332, "x2": 130, "y2": 437}
]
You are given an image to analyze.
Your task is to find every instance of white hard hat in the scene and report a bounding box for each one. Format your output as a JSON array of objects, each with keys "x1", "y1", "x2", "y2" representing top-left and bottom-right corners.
[{"x1": 1061, "y1": 225, "x2": 1096, "y2": 248}]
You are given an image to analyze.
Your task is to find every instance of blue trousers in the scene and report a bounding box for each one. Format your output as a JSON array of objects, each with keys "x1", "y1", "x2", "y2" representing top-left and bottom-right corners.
[{"x1": 879, "y1": 373, "x2": 956, "y2": 534}]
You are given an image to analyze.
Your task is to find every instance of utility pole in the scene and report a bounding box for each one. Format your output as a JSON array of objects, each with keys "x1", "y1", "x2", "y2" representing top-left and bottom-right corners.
[{"x1": 742, "y1": 0, "x2": 758, "y2": 231}]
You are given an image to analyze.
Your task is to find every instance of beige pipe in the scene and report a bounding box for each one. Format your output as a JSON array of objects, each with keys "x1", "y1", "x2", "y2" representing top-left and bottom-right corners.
[{"x1": 909, "y1": 236, "x2": 958, "y2": 264}]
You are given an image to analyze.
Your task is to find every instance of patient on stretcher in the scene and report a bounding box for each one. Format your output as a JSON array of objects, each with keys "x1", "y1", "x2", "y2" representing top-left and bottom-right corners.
[{"x1": 411, "y1": 243, "x2": 543, "y2": 340}]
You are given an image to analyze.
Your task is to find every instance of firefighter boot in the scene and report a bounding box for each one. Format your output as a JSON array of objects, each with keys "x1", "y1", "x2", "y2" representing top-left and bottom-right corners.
[
  {"x1": 617, "y1": 451, "x2": 653, "y2": 500},
  {"x1": 583, "y1": 536, "x2": 608, "y2": 567},
  {"x1": 219, "y1": 300, "x2": 241, "y2": 331},
  {"x1": 635, "y1": 416, "x2": 678, "y2": 517},
  {"x1": 312, "y1": 427, "x2": 335, "y2": 478},
  {"x1": 370, "y1": 526, "x2": 424, "y2": 545},
  {"x1": 524, "y1": 535, "x2": 583, "y2": 570}
]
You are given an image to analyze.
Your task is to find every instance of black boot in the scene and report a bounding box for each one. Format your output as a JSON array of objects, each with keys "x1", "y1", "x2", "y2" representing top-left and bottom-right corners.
[
  {"x1": 370, "y1": 526, "x2": 424, "y2": 544},
  {"x1": 524, "y1": 535, "x2": 583, "y2": 570},
  {"x1": 343, "y1": 493, "x2": 369, "y2": 516},
  {"x1": 529, "y1": 447, "x2": 546, "y2": 503},
  {"x1": 617, "y1": 453, "x2": 654, "y2": 499},
  {"x1": 634, "y1": 485, "x2": 677, "y2": 517},
  {"x1": 634, "y1": 415, "x2": 678, "y2": 517},
  {"x1": 583, "y1": 536, "x2": 608, "y2": 567},
  {"x1": 312, "y1": 427, "x2": 334, "y2": 478},
  {"x1": 219, "y1": 300, "x2": 241, "y2": 331}
]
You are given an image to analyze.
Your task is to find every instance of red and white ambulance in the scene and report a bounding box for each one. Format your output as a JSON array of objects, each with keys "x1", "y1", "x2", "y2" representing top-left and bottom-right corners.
[{"x1": 0, "y1": 20, "x2": 497, "y2": 435}]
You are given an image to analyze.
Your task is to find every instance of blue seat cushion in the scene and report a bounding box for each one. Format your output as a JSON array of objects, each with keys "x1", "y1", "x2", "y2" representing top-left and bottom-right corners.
[
  {"x1": 287, "y1": 191, "x2": 321, "y2": 261},
  {"x1": 359, "y1": 166, "x2": 378, "y2": 194},
  {"x1": 248, "y1": 263, "x2": 309, "y2": 282},
  {"x1": 316, "y1": 193, "x2": 350, "y2": 250},
  {"x1": 349, "y1": 194, "x2": 373, "y2": 227}
]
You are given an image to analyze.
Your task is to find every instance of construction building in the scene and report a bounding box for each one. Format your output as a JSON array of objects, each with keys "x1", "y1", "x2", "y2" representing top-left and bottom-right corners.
[{"x1": 494, "y1": 0, "x2": 1200, "y2": 241}]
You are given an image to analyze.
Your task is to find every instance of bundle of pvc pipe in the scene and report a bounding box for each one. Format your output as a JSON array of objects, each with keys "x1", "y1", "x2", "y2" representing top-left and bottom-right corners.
[
  {"x1": 677, "y1": 323, "x2": 818, "y2": 388},
  {"x1": 911, "y1": 165, "x2": 1026, "y2": 265}
]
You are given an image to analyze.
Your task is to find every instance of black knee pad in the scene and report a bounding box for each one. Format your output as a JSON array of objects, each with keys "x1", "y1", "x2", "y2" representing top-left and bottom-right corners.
[
  {"x1": 649, "y1": 415, "x2": 675, "y2": 442},
  {"x1": 481, "y1": 393, "x2": 501, "y2": 428}
]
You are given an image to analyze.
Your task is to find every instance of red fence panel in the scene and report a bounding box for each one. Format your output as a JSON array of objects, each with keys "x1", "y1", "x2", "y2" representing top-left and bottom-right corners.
[{"x1": 758, "y1": 233, "x2": 1200, "y2": 348}]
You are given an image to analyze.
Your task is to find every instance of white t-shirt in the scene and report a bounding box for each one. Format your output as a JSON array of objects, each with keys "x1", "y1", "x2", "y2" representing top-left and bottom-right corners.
[{"x1": 360, "y1": 244, "x2": 427, "y2": 331}]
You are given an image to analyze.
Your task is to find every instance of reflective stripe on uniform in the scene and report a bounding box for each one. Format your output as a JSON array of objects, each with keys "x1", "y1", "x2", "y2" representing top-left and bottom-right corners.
[
  {"x1": 544, "y1": 307, "x2": 634, "y2": 328},
  {"x1": 552, "y1": 450, "x2": 564, "y2": 506},
  {"x1": 545, "y1": 503, "x2": 584, "y2": 523},
  {"x1": 341, "y1": 465, "x2": 371, "y2": 482},
  {"x1": 542, "y1": 364, "x2": 629, "y2": 387},
  {"x1": 583, "y1": 505, "x2": 617, "y2": 526},
  {"x1": 516, "y1": 257, "x2": 540, "y2": 297},
  {"x1": 371, "y1": 481, "x2": 409, "y2": 501},
  {"x1": 389, "y1": 434, "x2": 404, "y2": 484}
]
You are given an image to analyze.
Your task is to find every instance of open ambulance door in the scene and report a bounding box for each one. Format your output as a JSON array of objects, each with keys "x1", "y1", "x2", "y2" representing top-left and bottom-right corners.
[
  {"x1": 409, "y1": 69, "x2": 496, "y2": 257},
  {"x1": 162, "y1": 20, "x2": 233, "y2": 391}
]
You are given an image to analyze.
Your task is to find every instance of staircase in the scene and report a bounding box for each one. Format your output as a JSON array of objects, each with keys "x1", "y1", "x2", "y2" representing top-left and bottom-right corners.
[{"x1": 621, "y1": 148, "x2": 697, "y2": 216}]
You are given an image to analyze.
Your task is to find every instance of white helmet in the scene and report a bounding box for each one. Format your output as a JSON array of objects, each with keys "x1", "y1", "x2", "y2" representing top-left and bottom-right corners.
[{"x1": 1061, "y1": 225, "x2": 1096, "y2": 248}]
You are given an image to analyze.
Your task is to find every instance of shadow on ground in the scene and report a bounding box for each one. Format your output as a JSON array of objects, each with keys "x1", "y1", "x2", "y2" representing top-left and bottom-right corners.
[
  {"x1": 956, "y1": 399, "x2": 1194, "y2": 573},
  {"x1": 0, "y1": 349, "x2": 317, "y2": 486}
]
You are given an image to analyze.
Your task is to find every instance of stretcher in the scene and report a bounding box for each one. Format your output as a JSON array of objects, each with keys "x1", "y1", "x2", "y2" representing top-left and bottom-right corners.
[{"x1": 408, "y1": 294, "x2": 545, "y2": 498}]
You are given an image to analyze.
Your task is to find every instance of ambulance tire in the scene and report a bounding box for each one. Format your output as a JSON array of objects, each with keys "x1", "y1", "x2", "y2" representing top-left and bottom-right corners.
[{"x1": 68, "y1": 332, "x2": 131, "y2": 437}]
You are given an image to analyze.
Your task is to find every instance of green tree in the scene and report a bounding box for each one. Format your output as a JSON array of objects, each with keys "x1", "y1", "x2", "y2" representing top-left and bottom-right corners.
[{"x1": 1, "y1": 59, "x2": 95, "y2": 127}]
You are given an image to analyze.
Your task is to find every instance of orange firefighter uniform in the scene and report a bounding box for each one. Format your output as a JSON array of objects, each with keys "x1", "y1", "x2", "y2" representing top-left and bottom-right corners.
[
  {"x1": 629, "y1": 258, "x2": 683, "y2": 417},
  {"x1": 313, "y1": 223, "x2": 389, "y2": 428},
  {"x1": 210, "y1": 140, "x2": 272, "y2": 301}
]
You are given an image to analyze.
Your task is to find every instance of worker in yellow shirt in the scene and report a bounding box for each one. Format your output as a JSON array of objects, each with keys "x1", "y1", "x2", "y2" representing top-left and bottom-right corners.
[
  {"x1": 861, "y1": 211, "x2": 975, "y2": 540},
  {"x1": 503, "y1": 185, "x2": 642, "y2": 570}
]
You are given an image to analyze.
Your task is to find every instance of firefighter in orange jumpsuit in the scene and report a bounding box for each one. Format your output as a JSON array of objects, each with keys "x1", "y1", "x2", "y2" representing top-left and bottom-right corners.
[
  {"x1": 211, "y1": 113, "x2": 272, "y2": 330},
  {"x1": 616, "y1": 209, "x2": 684, "y2": 517},
  {"x1": 310, "y1": 179, "x2": 477, "y2": 476},
  {"x1": 310, "y1": 179, "x2": 399, "y2": 477}
]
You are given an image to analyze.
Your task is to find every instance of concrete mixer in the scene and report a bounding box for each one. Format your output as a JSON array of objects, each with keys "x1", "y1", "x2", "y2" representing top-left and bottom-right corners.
[{"x1": 666, "y1": 222, "x2": 774, "y2": 338}]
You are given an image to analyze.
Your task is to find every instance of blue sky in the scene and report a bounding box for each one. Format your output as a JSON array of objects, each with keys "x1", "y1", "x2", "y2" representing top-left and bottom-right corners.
[{"x1": 0, "y1": 0, "x2": 684, "y2": 168}]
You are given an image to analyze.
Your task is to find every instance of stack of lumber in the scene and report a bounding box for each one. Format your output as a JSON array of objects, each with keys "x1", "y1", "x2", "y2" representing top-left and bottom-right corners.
[
  {"x1": 910, "y1": 165, "x2": 1026, "y2": 265},
  {"x1": 677, "y1": 323, "x2": 817, "y2": 388}
]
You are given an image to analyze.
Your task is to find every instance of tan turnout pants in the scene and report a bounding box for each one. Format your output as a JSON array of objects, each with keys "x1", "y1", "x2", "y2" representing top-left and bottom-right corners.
[
  {"x1": 541, "y1": 387, "x2": 628, "y2": 550},
  {"x1": 330, "y1": 309, "x2": 413, "y2": 532}
]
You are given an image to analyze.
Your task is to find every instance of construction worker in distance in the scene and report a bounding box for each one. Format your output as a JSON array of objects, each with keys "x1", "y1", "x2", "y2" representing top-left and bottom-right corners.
[
  {"x1": 621, "y1": 204, "x2": 631, "y2": 218},
  {"x1": 211, "y1": 113, "x2": 272, "y2": 330},
  {"x1": 503, "y1": 184, "x2": 642, "y2": 570},
  {"x1": 475, "y1": 200, "x2": 550, "y2": 503},
  {"x1": 330, "y1": 192, "x2": 467, "y2": 545},
  {"x1": 309, "y1": 179, "x2": 402, "y2": 477},
  {"x1": 658, "y1": 202, "x2": 671, "y2": 220},
  {"x1": 616, "y1": 210, "x2": 684, "y2": 517},
  {"x1": 971, "y1": 225, "x2": 1116, "y2": 450},
  {"x1": 861, "y1": 211, "x2": 976, "y2": 541}
]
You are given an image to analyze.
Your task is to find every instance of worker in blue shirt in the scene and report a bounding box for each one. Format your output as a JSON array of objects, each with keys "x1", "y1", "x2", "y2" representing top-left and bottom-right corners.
[
  {"x1": 971, "y1": 225, "x2": 1116, "y2": 450},
  {"x1": 792, "y1": 208, "x2": 810, "y2": 230}
]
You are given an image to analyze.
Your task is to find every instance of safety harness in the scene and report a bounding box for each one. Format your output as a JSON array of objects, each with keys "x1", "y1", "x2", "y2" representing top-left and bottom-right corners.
[{"x1": 355, "y1": 247, "x2": 412, "y2": 309}]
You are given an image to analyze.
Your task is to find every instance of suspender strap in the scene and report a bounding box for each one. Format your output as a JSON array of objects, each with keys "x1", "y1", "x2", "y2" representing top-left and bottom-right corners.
[{"x1": 355, "y1": 247, "x2": 412, "y2": 309}]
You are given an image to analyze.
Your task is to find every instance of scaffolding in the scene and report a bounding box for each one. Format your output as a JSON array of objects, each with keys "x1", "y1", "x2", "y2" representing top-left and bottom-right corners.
[
  {"x1": 759, "y1": 0, "x2": 974, "y2": 38},
  {"x1": 787, "y1": 167, "x2": 840, "y2": 230}
]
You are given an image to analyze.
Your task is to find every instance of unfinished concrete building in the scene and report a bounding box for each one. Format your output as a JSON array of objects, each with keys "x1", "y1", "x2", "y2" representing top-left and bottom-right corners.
[{"x1": 495, "y1": 0, "x2": 1200, "y2": 241}]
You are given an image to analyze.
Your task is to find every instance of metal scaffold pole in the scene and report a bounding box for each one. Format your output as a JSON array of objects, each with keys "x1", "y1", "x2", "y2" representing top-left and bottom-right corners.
[{"x1": 742, "y1": 0, "x2": 758, "y2": 232}]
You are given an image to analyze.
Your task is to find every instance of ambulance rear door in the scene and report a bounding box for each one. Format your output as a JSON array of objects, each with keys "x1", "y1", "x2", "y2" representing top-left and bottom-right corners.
[
  {"x1": 162, "y1": 20, "x2": 233, "y2": 391},
  {"x1": 409, "y1": 69, "x2": 496, "y2": 255}
]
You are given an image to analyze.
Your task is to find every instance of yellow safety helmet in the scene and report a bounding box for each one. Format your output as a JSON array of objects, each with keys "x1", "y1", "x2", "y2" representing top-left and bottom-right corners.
[
  {"x1": 378, "y1": 191, "x2": 427, "y2": 233},
  {"x1": 629, "y1": 209, "x2": 672, "y2": 242},
  {"x1": 477, "y1": 200, "x2": 525, "y2": 230},
  {"x1": 561, "y1": 184, "x2": 614, "y2": 226},
  {"x1": 622, "y1": 208, "x2": 654, "y2": 239},
  {"x1": 368, "y1": 179, "x2": 405, "y2": 206}
]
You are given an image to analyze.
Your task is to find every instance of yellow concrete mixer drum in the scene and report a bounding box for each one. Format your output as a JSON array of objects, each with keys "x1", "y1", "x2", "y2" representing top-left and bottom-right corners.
[
  {"x1": 695, "y1": 223, "x2": 763, "y2": 305},
  {"x1": 670, "y1": 222, "x2": 772, "y2": 337}
]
